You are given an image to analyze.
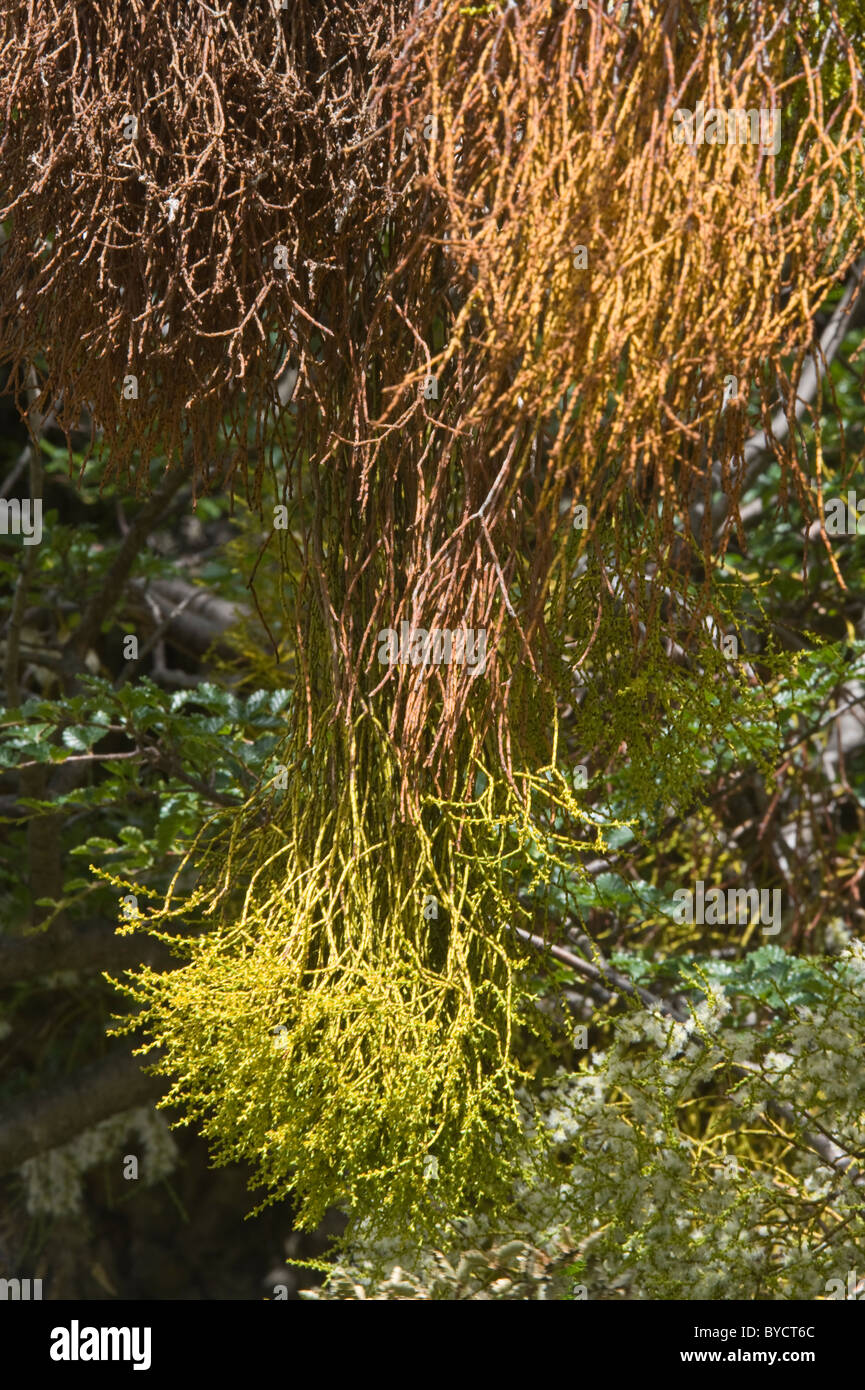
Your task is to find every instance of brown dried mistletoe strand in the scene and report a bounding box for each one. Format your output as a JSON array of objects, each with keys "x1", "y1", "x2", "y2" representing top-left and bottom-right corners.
[
  {"x1": 1, "y1": 0, "x2": 865, "y2": 794},
  {"x1": 0, "y1": 0, "x2": 400, "y2": 490}
]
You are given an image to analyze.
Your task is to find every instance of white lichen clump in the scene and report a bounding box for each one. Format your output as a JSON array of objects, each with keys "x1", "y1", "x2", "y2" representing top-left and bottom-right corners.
[{"x1": 19, "y1": 1106, "x2": 178, "y2": 1217}]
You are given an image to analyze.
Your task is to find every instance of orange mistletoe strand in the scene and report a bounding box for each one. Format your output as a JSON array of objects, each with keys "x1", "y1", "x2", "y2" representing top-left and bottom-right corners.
[{"x1": 2, "y1": 1, "x2": 865, "y2": 789}]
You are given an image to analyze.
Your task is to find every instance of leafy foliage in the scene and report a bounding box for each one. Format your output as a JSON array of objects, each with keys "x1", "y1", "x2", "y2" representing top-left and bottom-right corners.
[{"x1": 306, "y1": 943, "x2": 865, "y2": 1299}]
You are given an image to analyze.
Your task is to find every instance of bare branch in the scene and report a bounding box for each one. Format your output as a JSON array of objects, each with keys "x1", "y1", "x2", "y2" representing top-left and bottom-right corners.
[{"x1": 0, "y1": 1047, "x2": 166, "y2": 1178}]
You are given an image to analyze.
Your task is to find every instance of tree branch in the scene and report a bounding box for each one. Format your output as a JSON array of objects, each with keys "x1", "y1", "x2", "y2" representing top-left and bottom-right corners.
[
  {"x1": 0, "y1": 1046, "x2": 166, "y2": 1178},
  {"x1": 61, "y1": 464, "x2": 190, "y2": 675},
  {"x1": 0, "y1": 921, "x2": 173, "y2": 988}
]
